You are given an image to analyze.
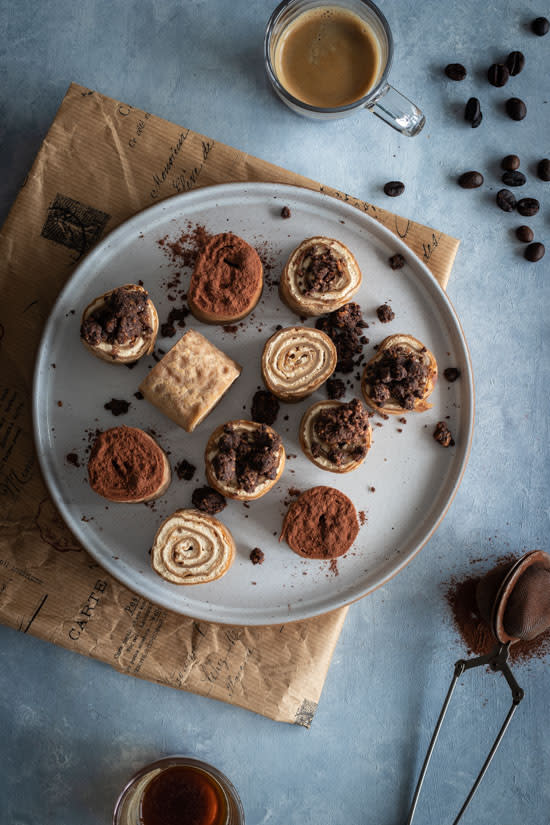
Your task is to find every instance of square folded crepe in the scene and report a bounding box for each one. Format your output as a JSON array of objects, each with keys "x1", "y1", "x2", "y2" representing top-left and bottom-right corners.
[{"x1": 139, "y1": 329, "x2": 241, "y2": 432}]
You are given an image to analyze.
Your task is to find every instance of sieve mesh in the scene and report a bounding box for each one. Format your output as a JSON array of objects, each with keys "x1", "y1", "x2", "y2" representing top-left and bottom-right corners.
[
  {"x1": 503, "y1": 564, "x2": 550, "y2": 641},
  {"x1": 475, "y1": 563, "x2": 512, "y2": 626}
]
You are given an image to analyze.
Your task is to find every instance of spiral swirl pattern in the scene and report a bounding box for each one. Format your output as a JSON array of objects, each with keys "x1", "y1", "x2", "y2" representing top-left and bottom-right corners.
[
  {"x1": 262, "y1": 326, "x2": 337, "y2": 401},
  {"x1": 279, "y1": 236, "x2": 362, "y2": 316},
  {"x1": 151, "y1": 509, "x2": 235, "y2": 585}
]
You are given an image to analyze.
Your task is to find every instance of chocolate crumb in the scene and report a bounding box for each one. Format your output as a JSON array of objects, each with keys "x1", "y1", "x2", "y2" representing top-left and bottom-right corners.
[
  {"x1": 191, "y1": 486, "x2": 226, "y2": 514},
  {"x1": 175, "y1": 459, "x2": 196, "y2": 480},
  {"x1": 250, "y1": 548, "x2": 265, "y2": 564},
  {"x1": 251, "y1": 390, "x2": 280, "y2": 425},
  {"x1": 359, "y1": 510, "x2": 367, "y2": 525},
  {"x1": 444, "y1": 367, "x2": 461, "y2": 382},
  {"x1": 57, "y1": 400, "x2": 63, "y2": 407},
  {"x1": 281, "y1": 206, "x2": 291, "y2": 219},
  {"x1": 66, "y1": 452, "x2": 80, "y2": 468},
  {"x1": 104, "y1": 398, "x2": 130, "y2": 416},
  {"x1": 389, "y1": 254, "x2": 406, "y2": 270},
  {"x1": 223, "y1": 325, "x2": 239, "y2": 334},
  {"x1": 326, "y1": 377, "x2": 346, "y2": 399},
  {"x1": 376, "y1": 304, "x2": 395, "y2": 323},
  {"x1": 134, "y1": 391, "x2": 144, "y2": 400},
  {"x1": 433, "y1": 421, "x2": 455, "y2": 447}
]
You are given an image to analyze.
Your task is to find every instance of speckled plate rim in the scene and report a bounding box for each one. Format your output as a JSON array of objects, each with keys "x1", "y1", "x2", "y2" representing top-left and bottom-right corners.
[{"x1": 33, "y1": 182, "x2": 474, "y2": 625}]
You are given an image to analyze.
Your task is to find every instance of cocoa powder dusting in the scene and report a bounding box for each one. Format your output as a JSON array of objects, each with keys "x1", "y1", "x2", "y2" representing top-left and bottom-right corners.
[
  {"x1": 189, "y1": 233, "x2": 262, "y2": 317},
  {"x1": 445, "y1": 559, "x2": 550, "y2": 664},
  {"x1": 280, "y1": 486, "x2": 359, "y2": 559},
  {"x1": 88, "y1": 426, "x2": 166, "y2": 502}
]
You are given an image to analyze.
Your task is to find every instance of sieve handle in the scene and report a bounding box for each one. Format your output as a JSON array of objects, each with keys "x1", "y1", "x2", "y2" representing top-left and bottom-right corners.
[{"x1": 404, "y1": 643, "x2": 524, "y2": 825}]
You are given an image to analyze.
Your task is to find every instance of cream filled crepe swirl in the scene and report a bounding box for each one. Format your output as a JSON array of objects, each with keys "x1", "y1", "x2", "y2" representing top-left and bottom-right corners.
[
  {"x1": 261, "y1": 326, "x2": 337, "y2": 401},
  {"x1": 280, "y1": 236, "x2": 362, "y2": 316},
  {"x1": 151, "y1": 509, "x2": 235, "y2": 585},
  {"x1": 362, "y1": 334, "x2": 438, "y2": 414},
  {"x1": 80, "y1": 284, "x2": 158, "y2": 364}
]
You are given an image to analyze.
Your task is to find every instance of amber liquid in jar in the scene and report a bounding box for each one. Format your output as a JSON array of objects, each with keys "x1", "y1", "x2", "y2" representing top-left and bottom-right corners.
[{"x1": 139, "y1": 765, "x2": 228, "y2": 825}]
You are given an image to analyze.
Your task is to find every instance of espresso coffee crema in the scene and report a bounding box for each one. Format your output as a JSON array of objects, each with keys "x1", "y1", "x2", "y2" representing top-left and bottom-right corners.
[{"x1": 274, "y1": 6, "x2": 381, "y2": 108}]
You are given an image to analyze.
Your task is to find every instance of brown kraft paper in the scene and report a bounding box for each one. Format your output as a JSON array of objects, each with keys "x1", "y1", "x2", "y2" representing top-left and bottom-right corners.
[{"x1": 0, "y1": 82, "x2": 459, "y2": 726}]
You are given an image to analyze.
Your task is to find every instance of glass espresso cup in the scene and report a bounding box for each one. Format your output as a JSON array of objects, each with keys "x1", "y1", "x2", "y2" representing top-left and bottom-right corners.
[
  {"x1": 112, "y1": 756, "x2": 245, "y2": 825},
  {"x1": 264, "y1": 0, "x2": 425, "y2": 136}
]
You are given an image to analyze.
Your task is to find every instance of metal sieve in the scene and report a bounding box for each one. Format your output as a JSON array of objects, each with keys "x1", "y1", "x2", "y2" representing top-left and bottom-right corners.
[{"x1": 405, "y1": 550, "x2": 550, "y2": 825}]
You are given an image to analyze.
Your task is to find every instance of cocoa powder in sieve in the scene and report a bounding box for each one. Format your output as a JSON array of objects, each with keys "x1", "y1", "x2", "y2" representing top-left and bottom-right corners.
[{"x1": 445, "y1": 560, "x2": 550, "y2": 664}]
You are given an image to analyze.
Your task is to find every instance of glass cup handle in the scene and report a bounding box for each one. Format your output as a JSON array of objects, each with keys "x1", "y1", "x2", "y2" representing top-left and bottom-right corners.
[{"x1": 367, "y1": 83, "x2": 425, "y2": 137}]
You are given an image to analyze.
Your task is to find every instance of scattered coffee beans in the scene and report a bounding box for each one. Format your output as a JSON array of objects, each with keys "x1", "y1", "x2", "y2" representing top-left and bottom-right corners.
[
  {"x1": 525, "y1": 242, "x2": 545, "y2": 262},
  {"x1": 388, "y1": 253, "x2": 406, "y2": 270},
  {"x1": 383, "y1": 181, "x2": 405, "y2": 197},
  {"x1": 531, "y1": 17, "x2": 549, "y2": 36},
  {"x1": 505, "y1": 51, "x2": 525, "y2": 76},
  {"x1": 464, "y1": 97, "x2": 482, "y2": 127},
  {"x1": 537, "y1": 158, "x2": 550, "y2": 181},
  {"x1": 459, "y1": 171, "x2": 484, "y2": 189},
  {"x1": 501, "y1": 154, "x2": 520, "y2": 171},
  {"x1": 445, "y1": 63, "x2": 467, "y2": 81},
  {"x1": 488, "y1": 63, "x2": 509, "y2": 86},
  {"x1": 506, "y1": 97, "x2": 527, "y2": 120},
  {"x1": 502, "y1": 170, "x2": 526, "y2": 186},
  {"x1": 496, "y1": 189, "x2": 517, "y2": 211},
  {"x1": 516, "y1": 225, "x2": 534, "y2": 243},
  {"x1": 517, "y1": 197, "x2": 540, "y2": 217}
]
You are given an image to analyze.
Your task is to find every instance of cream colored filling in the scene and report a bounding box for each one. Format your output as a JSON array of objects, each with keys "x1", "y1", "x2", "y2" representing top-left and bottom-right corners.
[
  {"x1": 152, "y1": 510, "x2": 233, "y2": 585},
  {"x1": 263, "y1": 328, "x2": 335, "y2": 395}
]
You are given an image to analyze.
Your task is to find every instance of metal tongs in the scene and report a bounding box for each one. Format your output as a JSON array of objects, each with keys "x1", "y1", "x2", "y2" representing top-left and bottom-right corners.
[{"x1": 405, "y1": 550, "x2": 550, "y2": 825}]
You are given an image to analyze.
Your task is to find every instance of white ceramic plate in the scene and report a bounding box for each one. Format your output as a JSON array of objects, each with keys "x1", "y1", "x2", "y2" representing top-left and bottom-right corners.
[{"x1": 33, "y1": 183, "x2": 473, "y2": 625}]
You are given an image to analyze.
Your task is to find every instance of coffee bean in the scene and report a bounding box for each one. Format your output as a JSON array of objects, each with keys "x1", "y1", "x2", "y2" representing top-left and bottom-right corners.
[
  {"x1": 516, "y1": 225, "x2": 534, "y2": 243},
  {"x1": 537, "y1": 158, "x2": 550, "y2": 181},
  {"x1": 384, "y1": 181, "x2": 405, "y2": 197},
  {"x1": 496, "y1": 189, "x2": 517, "y2": 212},
  {"x1": 488, "y1": 63, "x2": 509, "y2": 86},
  {"x1": 445, "y1": 63, "x2": 467, "y2": 81},
  {"x1": 502, "y1": 170, "x2": 526, "y2": 187},
  {"x1": 505, "y1": 51, "x2": 525, "y2": 76},
  {"x1": 525, "y1": 242, "x2": 545, "y2": 262},
  {"x1": 517, "y1": 197, "x2": 540, "y2": 217},
  {"x1": 501, "y1": 154, "x2": 520, "y2": 171},
  {"x1": 464, "y1": 97, "x2": 482, "y2": 128},
  {"x1": 388, "y1": 253, "x2": 405, "y2": 270},
  {"x1": 506, "y1": 98, "x2": 527, "y2": 120},
  {"x1": 458, "y1": 171, "x2": 484, "y2": 189},
  {"x1": 532, "y1": 17, "x2": 549, "y2": 36}
]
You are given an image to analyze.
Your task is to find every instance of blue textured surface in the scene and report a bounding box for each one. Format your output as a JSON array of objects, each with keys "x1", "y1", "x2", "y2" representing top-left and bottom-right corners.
[{"x1": 1, "y1": 1, "x2": 549, "y2": 823}]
